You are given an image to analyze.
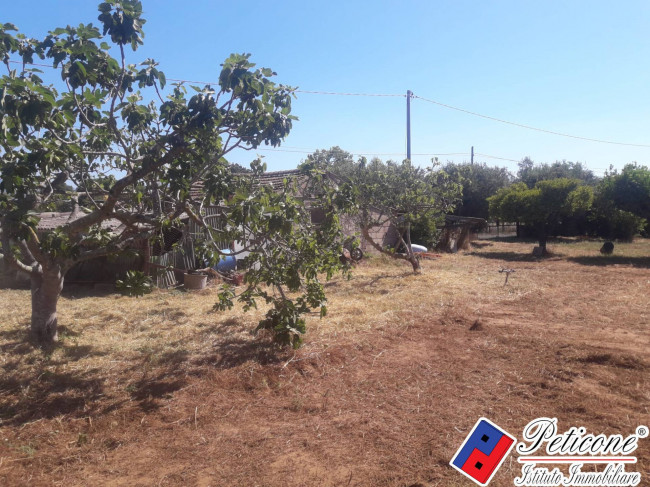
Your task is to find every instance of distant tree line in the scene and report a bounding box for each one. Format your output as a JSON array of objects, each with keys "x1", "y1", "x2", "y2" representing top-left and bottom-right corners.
[
  {"x1": 302, "y1": 149, "x2": 649, "y2": 255},
  {"x1": 443, "y1": 158, "x2": 648, "y2": 249}
]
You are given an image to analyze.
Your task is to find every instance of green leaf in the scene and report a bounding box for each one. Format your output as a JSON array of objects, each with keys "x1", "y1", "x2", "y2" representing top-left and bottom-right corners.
[
  {"x1": 157, "y1": 71, "x2": 166, "y2": 89},
  {"x1": 74, "y1": 61, "x2": 87, "y2": 77}
]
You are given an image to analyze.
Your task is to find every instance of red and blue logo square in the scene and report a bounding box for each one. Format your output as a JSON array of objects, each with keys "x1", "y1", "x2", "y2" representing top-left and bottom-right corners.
[{"x1": 450, "y1": 418, "x2": 516, "y2": 486}]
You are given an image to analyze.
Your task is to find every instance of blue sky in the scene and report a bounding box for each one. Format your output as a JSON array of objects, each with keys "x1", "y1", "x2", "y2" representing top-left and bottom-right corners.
[{"x1": 5, "y1": 1, "x2": 650, "y2": 175}]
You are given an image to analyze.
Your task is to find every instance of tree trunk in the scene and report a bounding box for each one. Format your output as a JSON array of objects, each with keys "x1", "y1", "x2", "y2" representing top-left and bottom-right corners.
[
  {"x1": 360, "y1": 223, "x2": 420, "y2": 273},
  {"x1": 404, "y1": 223, "x2": 421, "y2": 273},
  {"x1": 538, "y1": 234, "x2": 547, "y2": 254},
  {"x1": 533, "y1": 221, "x2": 547, "y2": 254},
  {"x1": 30, "y1": 268, "x2": 64, "y2": 343},
  {"x1": 408, "y1": 254, "x2": 420, "y2": 273}
]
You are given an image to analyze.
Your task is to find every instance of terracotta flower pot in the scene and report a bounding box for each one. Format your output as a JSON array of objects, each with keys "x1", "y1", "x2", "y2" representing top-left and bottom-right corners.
[{"x1": 184, "y1": 273, "x2": 207, "y2": 290}]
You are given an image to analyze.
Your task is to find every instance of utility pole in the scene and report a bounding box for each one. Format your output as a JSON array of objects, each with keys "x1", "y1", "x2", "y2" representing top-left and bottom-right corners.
[
  {"x1": 471, "y1": 146, "x2": 474, "y2": 164},
  {"x1": 406, "y1": 90, "x2": 412, "y2": 161}
]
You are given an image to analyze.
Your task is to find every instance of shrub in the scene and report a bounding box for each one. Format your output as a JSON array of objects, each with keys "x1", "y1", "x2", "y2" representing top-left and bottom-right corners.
[{"x1": 116, "y1": 271, "x2": 153, "y2": 297}]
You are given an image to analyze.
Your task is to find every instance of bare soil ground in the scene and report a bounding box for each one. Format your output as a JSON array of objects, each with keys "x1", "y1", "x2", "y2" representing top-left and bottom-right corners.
[{"x1": 0, "y1": 238, "x2": 648, "y2": 486}]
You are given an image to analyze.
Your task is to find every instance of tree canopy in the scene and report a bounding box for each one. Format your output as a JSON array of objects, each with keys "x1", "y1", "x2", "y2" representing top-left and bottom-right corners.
[
  {"x1": 600, "y1": 164, "x2": 650, "y2": 223},
  {"x1": 488, "y1": 178, "x2": 593, "y2": 252},
  {"x1": 517, "y1": 158, "x2": 598, "y2": 188},
  {"x1": 301, "y1": 149, "x2": 461, "y2": 271},
  {"x1": 585, "y1": 163, "x2": 649, "y2": 241},
  {"x1": 0, "y1": 1, "x2": 346, "y2": 347},
  {"x1": 442, "y1": 162, "x2": 512, "y2": 220}
]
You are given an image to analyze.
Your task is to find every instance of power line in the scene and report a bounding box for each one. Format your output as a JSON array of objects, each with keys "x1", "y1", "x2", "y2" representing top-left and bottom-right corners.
[
  {"x1": 166, "y1": 75, "x2": 405, "y2": 97},
  {"x1": 8, "y1": 59, "x2": 650, "y2": 148},
  {"x1": 6, "y1": 63, "x2": 387, "y2": 96},
  {"x1": 257, "y1": 147, "x2": 469, "y2": 157},
  {"x1": 292, "y1": 89, "x2": 403, "y2": 97},
  {"x1": 475, "y1": 153, "x2": 520, "y2": 163},
  {"x1": 412, "y1": 94, "x2": 650, "y2": 148}
]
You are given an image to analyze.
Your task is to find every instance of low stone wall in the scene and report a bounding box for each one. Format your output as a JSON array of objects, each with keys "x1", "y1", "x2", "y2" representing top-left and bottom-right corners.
[{"x1": 339, "y1": 214, "x2": 400, "y2": 252}]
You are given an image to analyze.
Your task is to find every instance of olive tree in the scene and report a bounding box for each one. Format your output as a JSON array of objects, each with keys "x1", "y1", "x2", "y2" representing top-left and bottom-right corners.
[
  {"x1": 0, "y1": 1, "x2": 345, "y2": 347},
  {"x1": 442, "y1": 162, "x2": 513, "y2": 220},
  {"x1": 599, "y1": 164, "x2": 650, "y2": 230},
  {"x1": 488, "y1": 178, "x2": 593, "y2": 253},
  {"x1": 517, "y1": 158, "x2": 599, "y2": 188}
]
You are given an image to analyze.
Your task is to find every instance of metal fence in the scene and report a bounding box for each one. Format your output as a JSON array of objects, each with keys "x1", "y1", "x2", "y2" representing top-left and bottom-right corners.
[
  {"x1": 149, "y1": 206, "x2": 230, "y2": 288},
  {"x1": 477, "y1": 222, "x2": 517, "y2": 239}
]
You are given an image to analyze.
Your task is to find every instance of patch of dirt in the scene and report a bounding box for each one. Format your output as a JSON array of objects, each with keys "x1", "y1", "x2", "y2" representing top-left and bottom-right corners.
[{"x1": 0, "y1": 238, "x2": 649, "y2": 486}]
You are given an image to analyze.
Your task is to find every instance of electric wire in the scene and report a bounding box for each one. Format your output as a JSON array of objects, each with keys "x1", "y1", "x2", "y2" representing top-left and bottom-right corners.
[
  {"x1": 475, "y1": 153, "x2": 520, "y2": 163},
  {"x1": 8, "y1": 60, "x2": 650, "y2": 149},
  {"x1": 257, "y1": 147, "x2": 468, "y2": 157},
  {"x1": 412, "y1": 94, "x2": 650, "y2": 148},
  {"x1": 292, "y1": 89, "x2": 404, "y2": 97}
]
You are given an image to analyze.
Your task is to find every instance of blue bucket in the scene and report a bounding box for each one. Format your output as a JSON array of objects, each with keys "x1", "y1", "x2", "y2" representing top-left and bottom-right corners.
[{"x1": 213, "y1": 249, "x2": 236, "y2": 272}]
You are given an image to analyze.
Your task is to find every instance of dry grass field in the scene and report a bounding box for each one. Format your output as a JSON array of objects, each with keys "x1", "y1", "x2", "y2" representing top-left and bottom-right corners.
[{"x1": 1, "y1": 237, "x2": 649, "y2": 486}]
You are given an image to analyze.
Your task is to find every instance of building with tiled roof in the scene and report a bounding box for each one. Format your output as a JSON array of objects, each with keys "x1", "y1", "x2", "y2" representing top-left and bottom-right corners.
[
  {"x1": 189, "y1": 169, "x2": 303, "y2": 201},
  {"x1": 35, "y1": 211, "x2": 122, "y2": 232},
  {"x1": 254, "y1": 169, "x2": 302, "y2": 190},
  {"x1": 191, "y1": 168, "x2": 400, "y2": 254}
]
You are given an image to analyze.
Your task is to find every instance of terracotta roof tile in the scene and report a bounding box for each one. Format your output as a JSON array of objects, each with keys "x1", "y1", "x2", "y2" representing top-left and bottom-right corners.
[
  {"x1": 189, "y1": 169, "x2": 304, "y2": 199},
  {"x1": 255, "y1": 169, "x2": 302, "y2": 190},
  {"x1": 36, "y1": 212, "x2": 122, "y2": 231}
]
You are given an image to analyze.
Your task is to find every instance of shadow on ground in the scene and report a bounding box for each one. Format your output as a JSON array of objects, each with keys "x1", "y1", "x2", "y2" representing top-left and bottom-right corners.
[
  {"x1": 360, "y1": 271, "x2": 414, "y2": 287},
  {"x1": 61, "y1": 284, "x2": 117, "y2": 299},
  {"x1": 0, "y1": 326, "x2": 110, "y2": 426},
  {"x1": 0, "y1": 366, "x2": 105, "y2": 426},
  {"x1": 468, "y1": 251, "x2": 549, "y2": 262},
  {"x1": 477, "y1": 236, "x2": 603, "y2": 245},
  {"x1": 0, "y1": 325, "x2": 95, "y2": 359},
  {"x1": 567, "y1": 255, "x2": 650, "y2": 268},
  {"x1": 193, "y1": 336, "x2": 288, "y2": 369},
  {"x1": 0, "y1": 326, "x2": 34, "y2": 357},
  {"x1": 0, "y1": 319, "x2": 289, "y2": 424},
  {"x1": 120, "y1": 336, "x2": 288, "y2": 412},
  {"x1": 470, "y1": 241, "x2": 493, "y2": 248}
]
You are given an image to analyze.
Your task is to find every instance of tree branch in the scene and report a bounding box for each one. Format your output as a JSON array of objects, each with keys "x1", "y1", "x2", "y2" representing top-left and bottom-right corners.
[
  {"x1": 63, "y1": 144, "x2": 184, "y2": 237},
  {"x1": 359, "y1": 221, "x2": 409, "y2": 263},
  {"x1": 0, "y1": 226, "x2": 39, "y2": 276}
]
